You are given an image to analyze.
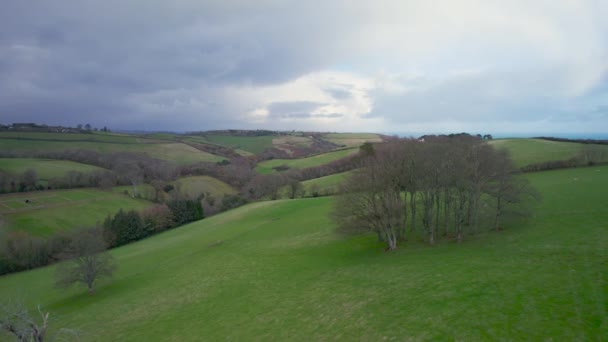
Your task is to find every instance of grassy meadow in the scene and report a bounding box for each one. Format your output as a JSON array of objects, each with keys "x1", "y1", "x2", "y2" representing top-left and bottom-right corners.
[
  {"x1": 0, "y1": 189, "x2": 153, "y2": 237},
  {"x1": 203, "y1": 135, "x2": 276, "y2": 155},
  {"x1": 0, "y1": 165, "x2": 605, "y2": 340},
  {"x1": 0, "y1": 132, "x2": 224, "y2": 165},
  {"x1": 489, "y1": 138, "x2": 608, "y2": 167},
  {"x1": 320, "y1": 133, "x2": 384, "y2": 147},
  {"x1": 173, "y1": 176, "x2": 237, "y2": 199},
  {"x1": 0, "y1": 158, "x2": 106, "y2": 181},
  {"x1": 300, "y1": 171, "x2": 352, "y2": 195},
  {"x1": 0, "y1": 132, "x2": 143, "y2": 144},
  {"x1": 256, "y1": 148, "x2": 359, "y2": 174}
]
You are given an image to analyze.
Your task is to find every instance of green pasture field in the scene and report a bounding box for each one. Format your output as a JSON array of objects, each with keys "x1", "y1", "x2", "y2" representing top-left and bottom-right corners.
[
  {"x1": 0, "y1": 189, "x2": 153, "y2": 236},
  {"x1": 181, "y1": 136, "x2": 254, "y2": 157},
  {"x1": 0, "y1": 158, "x2": 106, "y2": 180},
  {"x1": 111, "y1": 185, "x2": 156, "y2": 201},
  {"x1": 255, "y1": 148, "x2": 359, "y2": 174},
  {"x1": 203, "y1": 135, "x2": 276, "y2": 155},
  {"x1": 142, "y1": 133, "x2": 181, "y2": 140},
  {"x1": 0, "y1": 139, "x2": 224, "y2": 165},
  {"x1": 489, "y1": 138, "x2": 608, "y2": 167},
  {"x1": 301, "y1": 171, "x2": 352, "y2": 195},
  {"x1": 0, "y1": 132, "x2": 144, "y2": 144},
  {"x1": 0, "y1": 165, "x2": 605, "y2": 340},
  {"x1": 321, "y1": 133, "x2": 384, "y2": 147},
  {"x1": 173, "y1": 176, "x2": 237, "y2": 200}
]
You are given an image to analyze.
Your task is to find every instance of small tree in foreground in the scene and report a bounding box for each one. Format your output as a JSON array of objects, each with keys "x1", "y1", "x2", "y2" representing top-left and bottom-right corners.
[
  {"x1": 55, "y1": 229, "x2": 116, "y2": 295},
  {"x1": 0, "y1": 300, "x2": 49, "y2": 342}
]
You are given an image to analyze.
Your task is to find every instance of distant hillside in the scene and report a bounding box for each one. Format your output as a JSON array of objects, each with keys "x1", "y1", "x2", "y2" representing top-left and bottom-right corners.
[
  {"x1": 256, "y1": 148, "x2": 359, "y2": 174},
  {"x1": 0, "y1": 166, "x2": 605, "y2": 339},
  {"x1": 489, "y1": 138, "x2": 608, "y2": 168},
  {"x1": 0, "y1": 131, "x2": 225, "y2": 165},
  {"x1": 0, "y1": 158, "x2": 106, "y2": 183},
  {"x1": 0, "y1": 188, "x2": 153, "y2": 236}
]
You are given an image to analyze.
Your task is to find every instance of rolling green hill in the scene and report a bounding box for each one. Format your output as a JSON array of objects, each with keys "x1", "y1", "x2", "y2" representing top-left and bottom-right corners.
[
  {"x1": 0, "y1": 158, "x2": 106, "y2": 180},
  {"x1": 203, "y1": 135, "x2": 276, "y2": 155},
  {"x1": 489, "y1": 138, "x2": 608, "y2": 167},
  {"x1": 256, "y1": 148, "x2": 359, "y2": 174},
  {"x1": 0, "y1": 132, "x2": 225, "y2": 165},
  {"x1": 0, "y1": 189, "x2": 154, "y2": 236},
  {"x1": 173, "y1": 176, "x2": 237, "y2": 199},
  {"x1": 300, "y1": 171, "x2": 353, "y2": 195},
  {"x1": 320, "y1": 133, "x2": 384, "y2": 147},
  {"x1": 0, "y1": 165, "x2": 605, "y2": 340}
]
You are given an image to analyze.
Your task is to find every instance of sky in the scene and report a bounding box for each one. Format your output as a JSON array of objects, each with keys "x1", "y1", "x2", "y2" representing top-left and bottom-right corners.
[{"x1": 1, "y1": 0, "x2": 608, "y2": 135}]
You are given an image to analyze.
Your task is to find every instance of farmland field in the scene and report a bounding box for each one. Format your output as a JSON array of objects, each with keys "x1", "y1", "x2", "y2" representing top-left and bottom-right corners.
[
  {"x1": 0, "y1": 138, "x2": 224, "y2": 165},
  {"x1": 0, "y1": 132, "x2": 143, "y2": 144},
  {"x1": 256, "y1": 148, "x2": 359, "y2": 174},
  {"x1": 301, "y1": 171, "x2": 352, "y2": 195},
  {"x1": 173, "y1": 176, "x2": 237, "y2": 199},
  {"x1": 0, "y1": 165, "x2": 605, "y2": 340},
  {"x1": 0, "y1": 189, "x2": 153, "y2": 236},
  {"x1": 321, "y1": 133, "x2": 384, "y2": 147},
  {"x1": 203, "y1": 135, "x2": 276, "y2": 155},
  {"x1": 0, "y1": 158, "x2": 106, "y2": 180},
  {"x1": 489, "y1": 138, "x2": 608, "y2": 167}
]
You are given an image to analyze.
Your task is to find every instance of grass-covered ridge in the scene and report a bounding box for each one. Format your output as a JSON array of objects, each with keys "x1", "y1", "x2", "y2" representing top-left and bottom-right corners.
[
  {"x1": 203, "y1": 135, "x2": 276, "y2": 155},
  {"x1": 320, "y1": 133, "x2": 384, "y2": 147},
  {"x1": 0, "y1": 158, "x2": 106, "y2": 180},
  {"x1": 489, "y1": 138, "x2": 608, "y2": 167},
  {"x1": 173, "y1": 176, "x2": 237, "y2": 199},
  {"x1": 0, "y1": 189, "x2": 153, "y2": 237},
  {"x1": 256, "y1": 148, "x2": 359, "y2": 174},
  {"x1": 0, "y1": 132, "x2": 225, "y2": 165},
  {"x1": 0, "y1": 166, "x2": 605, "y2": 340},
  {"x1": 300, "y1": 170, "x2": 352, "y2": 195}
]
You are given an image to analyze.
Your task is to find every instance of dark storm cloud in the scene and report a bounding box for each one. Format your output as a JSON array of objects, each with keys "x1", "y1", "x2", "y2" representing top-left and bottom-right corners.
[
  {"x1": 1, "y1": 1, "x2": 607, "y2": 132},
  {"x1": 0, "y1": 1, "x2": 356, "y2": 130}
]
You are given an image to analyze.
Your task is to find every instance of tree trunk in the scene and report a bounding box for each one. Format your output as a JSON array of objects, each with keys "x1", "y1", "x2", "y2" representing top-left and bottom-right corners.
[
  {"x1": 435, "y1": 190, "x2": 441, "y2": 236},
  {"x1": 494, "y1": 196, "x2": 502, "y2": 231},
  {"x1": 444, "y1": 188, "x2": 450, "y2": 237},
  {"x1": 131, "y1": 181, "x2": 138, "y2": 198},
  {"x1": 409, "y1": 191, "x2": 416, "y2": 233}
]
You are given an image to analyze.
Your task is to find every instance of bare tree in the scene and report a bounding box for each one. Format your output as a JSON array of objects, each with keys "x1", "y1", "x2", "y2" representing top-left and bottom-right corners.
[
  {"x1": 486, "y1": 150, "x2": 540, "y2": 231},
  {"x1": 333, "y1": 149, "x2": 404, "y2": 250},
  {"x1": 55, "y1": 229, "x2": 116, "y2": 295},
  {"x1": 113, "y1": 161, "x2": 143, "y2": 197},
  {"x1": 20, "y1": 169, "x2": 38, "y2": 191},
  {"x1": 0, "y1": 300, "x2": 48, "y2": 342},
  {"x1": 334, "y1": 135, "x2": 537, "y2": 247}
]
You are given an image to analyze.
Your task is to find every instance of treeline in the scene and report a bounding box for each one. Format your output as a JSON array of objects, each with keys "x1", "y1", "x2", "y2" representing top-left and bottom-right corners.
[
  {"x1": 0, "y1": 168, "x2": 118, "y2": 193},
  {"x1": 0, "y1": 150, "x2": 178, "y2": 194},
  {"x1": 0, "y1": 122, "x2": 109, "y2": 133},
  {"x1": 333, "y1": 136, "x2": 540, "y2": 250},
  {"x1": 0, "y1": 198, "x2": 203, "y2": 275}
]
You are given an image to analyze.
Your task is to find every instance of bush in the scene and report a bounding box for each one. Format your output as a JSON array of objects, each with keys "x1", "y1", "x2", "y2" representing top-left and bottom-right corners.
[{"x1": 167, "y1": 199, "x2": 204, "y2": 225}]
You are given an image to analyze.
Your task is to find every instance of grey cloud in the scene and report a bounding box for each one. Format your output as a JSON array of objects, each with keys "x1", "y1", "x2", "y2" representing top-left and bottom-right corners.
[
  {"x1": 267, "y1": 101, "x2": 327, "y2": 119},
  {"x1": 324, "y1": 87, "x2": 352, "y2": 100},
  {"x1": 368, "y1": 68, "x2": 608, "y2": 127},
  {"x1": 313, "y1": 113, "x2": 343, "y2": 118},
  {"x1": 1, "y1": 1, "x2": 607, "y2": 133},
  {"x1": 0, "y1": 1, "x2": 359, "y2": 129}
]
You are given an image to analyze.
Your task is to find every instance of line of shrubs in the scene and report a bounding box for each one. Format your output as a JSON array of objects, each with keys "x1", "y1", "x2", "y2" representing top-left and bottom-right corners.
[{"x1": 520, "y1": 147, "x2": 608, "y2": 172}]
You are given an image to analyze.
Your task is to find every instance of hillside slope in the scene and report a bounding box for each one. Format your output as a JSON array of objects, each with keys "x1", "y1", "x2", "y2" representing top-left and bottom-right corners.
[
  {"x1": 489, "y1": 138, "x2": 608, "y2": 167},
  {"x1": 0, "y1": 132, "x2": 224, "y2": 165},
  {"x1": 0, "y1": 166, "x2": 606, "y2": 340}
]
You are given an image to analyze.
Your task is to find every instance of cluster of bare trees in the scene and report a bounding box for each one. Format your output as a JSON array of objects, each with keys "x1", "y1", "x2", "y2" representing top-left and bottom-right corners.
[{"x1": 333, "y1": 136, "x2": 539, "y2": 250}]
